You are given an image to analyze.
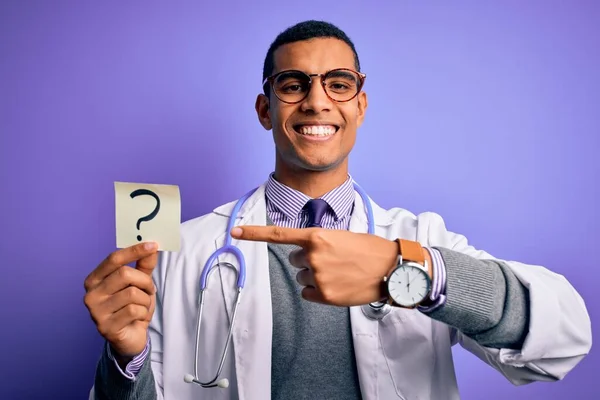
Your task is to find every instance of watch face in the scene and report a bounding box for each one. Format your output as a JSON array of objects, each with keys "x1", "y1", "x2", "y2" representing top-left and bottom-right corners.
[{"x1": 387, "y1": 263, "x2": 431, "y2": 307}]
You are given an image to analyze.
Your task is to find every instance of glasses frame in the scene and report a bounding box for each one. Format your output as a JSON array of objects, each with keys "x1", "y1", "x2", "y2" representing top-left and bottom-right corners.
[{"x1": 262, "y1": 68, "x2": 367, "y2": 104}]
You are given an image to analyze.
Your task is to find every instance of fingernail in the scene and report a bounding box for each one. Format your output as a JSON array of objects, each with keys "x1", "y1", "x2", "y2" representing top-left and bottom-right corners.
[
  {"x1": 144, "y1": 242, "x2": 157, "y2": 250},
  {"x1": 230, "y1": 227, "x2": 242, "y2": 237}
]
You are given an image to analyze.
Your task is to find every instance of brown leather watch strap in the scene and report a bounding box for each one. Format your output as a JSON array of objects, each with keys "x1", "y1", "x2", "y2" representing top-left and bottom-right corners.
[
  {"x1": 396, "y1": 239, "x2": 425, "y2": 263},
  {"x1": 383, "y1": 239, "x2": 427, "y2": 285}
]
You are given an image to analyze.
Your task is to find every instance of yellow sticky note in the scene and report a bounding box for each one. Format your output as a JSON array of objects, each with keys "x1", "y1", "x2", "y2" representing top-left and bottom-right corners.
[{"x1": 114, "y1": 182, "x2": 181, "y2": 251}]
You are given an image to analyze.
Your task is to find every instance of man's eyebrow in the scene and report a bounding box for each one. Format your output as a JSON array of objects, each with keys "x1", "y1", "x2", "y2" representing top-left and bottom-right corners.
[{"x1": 326, "y1": 70, "x2": 358, "y2": 80}]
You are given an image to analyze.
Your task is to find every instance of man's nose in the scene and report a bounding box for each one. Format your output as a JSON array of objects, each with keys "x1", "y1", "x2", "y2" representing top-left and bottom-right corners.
[{"x1": 300, "y1": 79, "x2": 332, "y2": 113}]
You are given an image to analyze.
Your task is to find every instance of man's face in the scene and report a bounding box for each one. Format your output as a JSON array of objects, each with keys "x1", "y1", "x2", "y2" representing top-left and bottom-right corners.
[{"x1": 256, "y1": 38, "x2": 368, "y2": 173}]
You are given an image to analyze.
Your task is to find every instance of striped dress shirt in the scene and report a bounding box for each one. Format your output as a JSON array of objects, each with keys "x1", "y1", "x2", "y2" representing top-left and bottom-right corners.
[{"x1": 107, "y1": 173, "x2": 447, "y2": 379}]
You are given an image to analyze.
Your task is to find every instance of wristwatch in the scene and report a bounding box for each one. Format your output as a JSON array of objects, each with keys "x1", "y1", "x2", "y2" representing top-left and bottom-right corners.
[{"x1": 383, "y1": 239, "x2": 432, "y2": 308}]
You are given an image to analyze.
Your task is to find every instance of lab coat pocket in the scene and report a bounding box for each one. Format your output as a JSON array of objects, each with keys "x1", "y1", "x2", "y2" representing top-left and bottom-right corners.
[{"x1": 378, "y1": 308, "x2": 436, "y2": 400}]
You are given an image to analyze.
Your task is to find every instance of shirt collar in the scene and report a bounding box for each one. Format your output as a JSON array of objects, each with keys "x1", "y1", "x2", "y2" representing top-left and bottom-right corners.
[{"x1": 265, "y1": 173, "x2": 355, "y2": 221}]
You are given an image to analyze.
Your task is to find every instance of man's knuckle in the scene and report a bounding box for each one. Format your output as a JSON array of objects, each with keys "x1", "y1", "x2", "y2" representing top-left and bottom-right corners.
[
  {"x1": 124, "y1": 286, "x2": 137, "y2": 302},
  {"x1": 83, "y1": 276, "x2": 93, "y2": 292},
  {"x1": 309, "y1": 230, "x2": 326, "y2": 244},
  {"x1": 129, "y1": 304, "x2": 146, "y2": 319},
  {"x1": 123, "y1": 304, "x2": 138, "y2": 317},
  {"x1": 117, "y1": 266, "x2": 131, "y2": 281},
  {"x1": 312, "y1": 270, "x2": 322, "y2": 283},
  {"x1": 131, "y1": 244, "x2": 144, "y2": 257},
  {"x1": 83, "y1": 293, "x2": 94, "y2": 310},
  {"x1": 107, "y1": 252, "x2": 121, "y2": 266},
  {"x1": 271, "y1": 227, "x2": 284, "y2": 241},
  {"x1": 321, "y1": 288, "x2": 335, "y2": 302}
]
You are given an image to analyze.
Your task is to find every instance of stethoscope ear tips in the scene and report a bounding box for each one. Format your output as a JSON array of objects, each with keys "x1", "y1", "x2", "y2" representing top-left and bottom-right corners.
[
  {"x1": 217, "y1": 379, "x2": 229, "y2": 388},
  {"x1": 183, "y1": 374, "x2": 230, "y2": 388}
]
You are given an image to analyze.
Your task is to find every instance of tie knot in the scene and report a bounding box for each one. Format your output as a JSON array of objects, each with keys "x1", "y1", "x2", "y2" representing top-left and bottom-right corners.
[{"x1": 304, "y1": 199, "x2": 329, "y2": 228}]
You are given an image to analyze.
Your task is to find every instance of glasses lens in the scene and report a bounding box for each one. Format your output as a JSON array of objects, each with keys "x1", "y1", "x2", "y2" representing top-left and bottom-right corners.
[
  {"x1": 273, "y1": 71, "x2": 311, "y2": 103},
  {"x1": 323, "y1": 69, "x2": 362, "y2": 101}
]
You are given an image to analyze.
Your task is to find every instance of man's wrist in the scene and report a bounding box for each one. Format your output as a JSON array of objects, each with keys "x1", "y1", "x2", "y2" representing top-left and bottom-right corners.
[
  {"x1": 377, "y1": 239, "x2": 400, "y2": 301},
  {"x1": 114, "y1": 353, "x2": 135, "y2": 370}
]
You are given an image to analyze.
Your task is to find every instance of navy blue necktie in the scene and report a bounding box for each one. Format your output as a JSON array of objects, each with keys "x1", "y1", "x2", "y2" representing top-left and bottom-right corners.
[{"x1": 304, "y1": 199, "x2": 329, "y2": 228}]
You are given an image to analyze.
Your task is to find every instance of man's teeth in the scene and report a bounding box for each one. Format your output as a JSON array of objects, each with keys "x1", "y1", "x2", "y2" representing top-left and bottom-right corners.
[{"x1": 298, "y1": 125, "x2": 336, "y2": 136}]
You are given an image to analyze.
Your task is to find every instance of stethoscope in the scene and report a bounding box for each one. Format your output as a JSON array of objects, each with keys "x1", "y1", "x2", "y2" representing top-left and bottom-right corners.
[{"x1": 183, "y1": 182, "x2": 392, "y2": 389}]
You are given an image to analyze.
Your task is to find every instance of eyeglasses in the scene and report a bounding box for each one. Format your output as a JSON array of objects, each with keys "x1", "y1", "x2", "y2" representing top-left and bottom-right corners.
[{"x1": 262, "y1": 68, "x2": 366, "y2": 104}]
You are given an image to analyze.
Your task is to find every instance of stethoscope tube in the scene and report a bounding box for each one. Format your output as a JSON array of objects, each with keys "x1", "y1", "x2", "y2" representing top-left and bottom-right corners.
[
  {"x1": 184, "y1": 182, "x2": 392, "y2": 389},
  {"x1": 352, "y1": 184, "x2": 393, "y2": 321},
  {"x1": 184, "y1": 188, "x2": 256, "y2": 389}
]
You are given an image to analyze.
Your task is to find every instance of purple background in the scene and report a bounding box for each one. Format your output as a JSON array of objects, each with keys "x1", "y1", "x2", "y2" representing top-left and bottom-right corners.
[{"x1": 0, "y1": 1, "x2": 597, "y2": 399}]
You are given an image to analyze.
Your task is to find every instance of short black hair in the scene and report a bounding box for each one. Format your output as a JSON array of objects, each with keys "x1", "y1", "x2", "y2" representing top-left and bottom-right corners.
[{"x1": 262, "y1": 20, "x2": 361, "y2": 92}]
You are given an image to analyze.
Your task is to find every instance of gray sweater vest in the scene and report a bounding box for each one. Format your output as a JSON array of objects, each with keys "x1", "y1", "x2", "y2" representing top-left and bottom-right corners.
[{"x1": 268, "y1": 240, "x2": 363, "y2": 400}]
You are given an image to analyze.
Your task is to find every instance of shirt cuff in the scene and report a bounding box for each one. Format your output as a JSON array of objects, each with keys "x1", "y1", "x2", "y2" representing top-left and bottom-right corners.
[
  {"x1": 418, "y1": 247, "x2": 447, "y2": 313},
  {"x1": 106, "y1": 334, "x2": 151, "y2": 380}
]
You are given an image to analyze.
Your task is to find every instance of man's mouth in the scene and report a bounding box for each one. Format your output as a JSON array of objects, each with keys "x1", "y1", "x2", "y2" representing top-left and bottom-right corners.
[{"x1": 293, "y1": 124, "x2": 339, "y2": 137}]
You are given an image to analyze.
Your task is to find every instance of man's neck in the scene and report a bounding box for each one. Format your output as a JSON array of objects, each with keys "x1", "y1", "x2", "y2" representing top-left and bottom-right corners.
[{"x1": 273, "y1": 160, "x2": 350, "y2": 198}]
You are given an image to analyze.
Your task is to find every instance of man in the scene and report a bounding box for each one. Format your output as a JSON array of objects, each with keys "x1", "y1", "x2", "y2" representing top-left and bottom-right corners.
[{"x1": 84, "y1": 20, "x2": 591, "y2": 400}]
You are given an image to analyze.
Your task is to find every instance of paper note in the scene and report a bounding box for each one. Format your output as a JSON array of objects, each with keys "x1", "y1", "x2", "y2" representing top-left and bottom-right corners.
[{"x1": 114, "y1": 182, "x2": 181, "y2": 251}]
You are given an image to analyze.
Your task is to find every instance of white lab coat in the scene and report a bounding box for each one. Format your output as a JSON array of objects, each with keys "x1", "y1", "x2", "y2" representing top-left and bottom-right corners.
[{"x1": 90, "y1": 183, "x2": 591, "y2": 400}]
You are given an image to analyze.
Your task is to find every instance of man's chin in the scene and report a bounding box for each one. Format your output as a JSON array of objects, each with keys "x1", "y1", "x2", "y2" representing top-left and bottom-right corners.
[{"x1": 295, "y1": 156, "x2": 347, "y2": 173}]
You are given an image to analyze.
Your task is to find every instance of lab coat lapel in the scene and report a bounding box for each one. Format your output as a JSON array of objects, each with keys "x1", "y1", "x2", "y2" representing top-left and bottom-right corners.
[
  {"x1": 348, "y1": 188, "x2": 391, "y2": 400},
  {"x1": 213, "y1": 185, "x2": 272, "y2": 400}
]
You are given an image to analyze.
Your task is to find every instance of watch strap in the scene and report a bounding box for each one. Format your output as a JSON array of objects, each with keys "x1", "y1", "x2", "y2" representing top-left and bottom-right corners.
[
  {"x1": 396, "y1": 238, "x2": 425, "y2": 264},
  {"x1": 384, "y1": 239, "x2": 426, "y2": 280}
]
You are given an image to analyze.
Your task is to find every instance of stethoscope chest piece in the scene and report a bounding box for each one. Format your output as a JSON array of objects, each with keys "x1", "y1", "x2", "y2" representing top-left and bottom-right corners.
[{"x1": 361, "y1": 301, "x2": 393, "y2": 320}]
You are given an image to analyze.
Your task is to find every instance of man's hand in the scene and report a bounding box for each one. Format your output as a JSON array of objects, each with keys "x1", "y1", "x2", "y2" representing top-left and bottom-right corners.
[
  {"x1": 83, "y1": 242, "x2": 159, "y2": 359},
  {"x1": 230, "y1": 226, "x2": 398, "y2": 306}
]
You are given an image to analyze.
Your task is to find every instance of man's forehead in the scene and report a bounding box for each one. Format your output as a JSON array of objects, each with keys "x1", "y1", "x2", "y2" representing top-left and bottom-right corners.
[{"x1": 272, "y1": 37, "x2": 356, "y2": 74}]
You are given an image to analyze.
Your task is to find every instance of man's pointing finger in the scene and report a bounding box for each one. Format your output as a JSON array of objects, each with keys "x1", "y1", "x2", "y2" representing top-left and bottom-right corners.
[{"x1": 230, "y1": 226, "x2": 310, "y2": 246}]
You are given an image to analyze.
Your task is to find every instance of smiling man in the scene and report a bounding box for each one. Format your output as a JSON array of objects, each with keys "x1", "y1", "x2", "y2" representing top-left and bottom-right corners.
[
  {"x1": 255, "y1": 34, "x2": 366, "y2": 197},
  {"x1": 85, "y1": 20, "x2": 591, "y2": 400}
]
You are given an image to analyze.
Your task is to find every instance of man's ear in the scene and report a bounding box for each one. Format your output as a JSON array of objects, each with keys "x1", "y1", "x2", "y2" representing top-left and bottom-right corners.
[
  {"x1": 356, "y1": 91, "x2": 368, "y2": 128},
  {"x1": 255, "y1": 94, "x2": 272, "y2": 130}
]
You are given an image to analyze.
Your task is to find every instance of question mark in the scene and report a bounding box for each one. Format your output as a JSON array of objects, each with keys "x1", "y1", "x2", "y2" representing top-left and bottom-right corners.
[{"x1": 130, "y1": 189, "x2": 161, "y2": 241}]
